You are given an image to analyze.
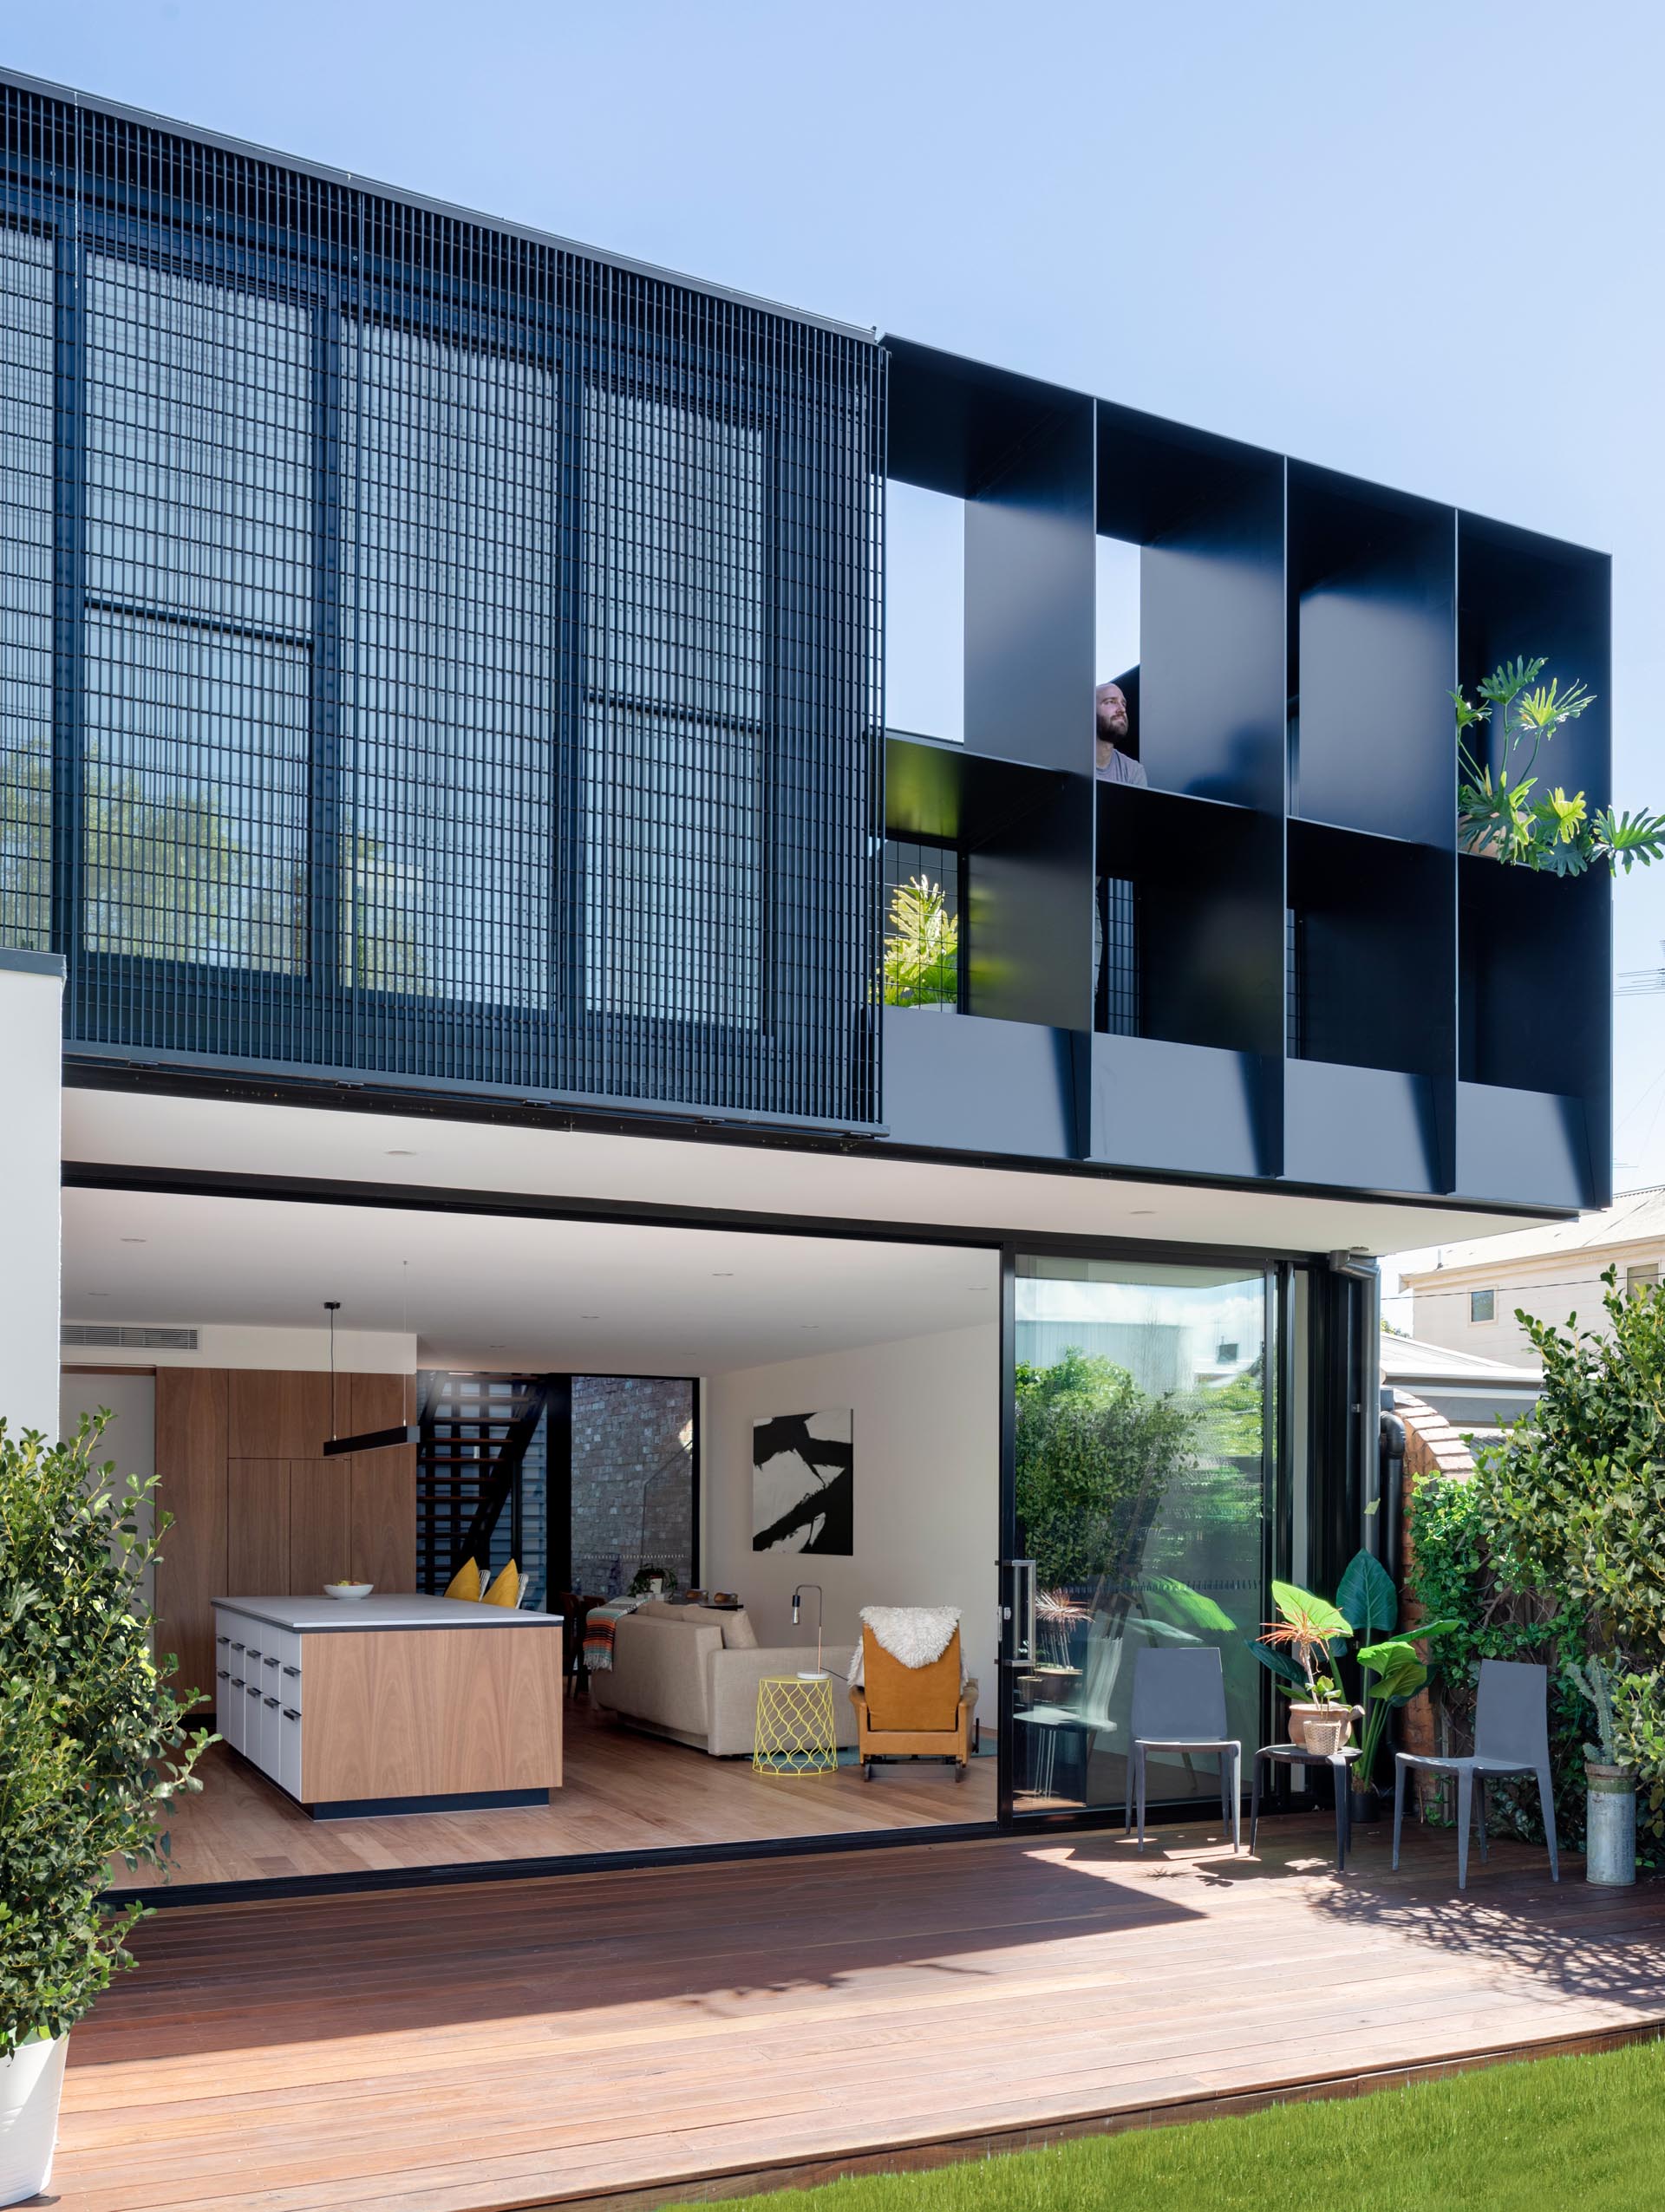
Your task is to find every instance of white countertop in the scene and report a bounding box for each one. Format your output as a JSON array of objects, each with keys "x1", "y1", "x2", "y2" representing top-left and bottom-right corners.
[{"x1": 215, "y1": 1594, "x2": 564, "y2": 1633}]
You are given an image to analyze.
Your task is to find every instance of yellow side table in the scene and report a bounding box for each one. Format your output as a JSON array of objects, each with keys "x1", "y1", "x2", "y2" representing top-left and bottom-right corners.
[{"x1": 754, "y1": 1673, "x2": 838, "y2": 1776}]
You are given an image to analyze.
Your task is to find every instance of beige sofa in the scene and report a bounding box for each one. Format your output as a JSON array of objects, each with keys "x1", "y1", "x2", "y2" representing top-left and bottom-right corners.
[{"x1": 589, "y1": 1603, "x2": 859, "y2": 1756}]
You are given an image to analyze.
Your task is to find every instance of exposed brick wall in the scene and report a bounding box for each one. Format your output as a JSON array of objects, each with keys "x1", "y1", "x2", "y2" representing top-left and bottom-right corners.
[
  {"x1": 1396, "y1": 1392, "x2": 1476, "y2": 1801},
  {"x1": 569, "y1": 1377, "x2": 695, "y2": 1598}
]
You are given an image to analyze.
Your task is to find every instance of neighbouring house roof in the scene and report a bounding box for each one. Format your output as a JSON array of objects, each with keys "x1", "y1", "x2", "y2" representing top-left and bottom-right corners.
[
  {"x1": 1380, "y1": 1330, "x2": 1540, "y2": 1442},
  {"x1": 1400, "y1": 1186, "x2": 1665, "y2": 1285}
]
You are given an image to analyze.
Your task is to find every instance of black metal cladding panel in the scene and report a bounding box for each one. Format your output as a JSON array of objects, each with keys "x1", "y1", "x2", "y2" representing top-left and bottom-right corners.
[{"x1": 0, "y1": 82, "x2": 885, "y2": 1127}]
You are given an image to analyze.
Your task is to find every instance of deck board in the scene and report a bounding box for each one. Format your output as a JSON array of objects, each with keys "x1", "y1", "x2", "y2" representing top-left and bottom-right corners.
[{"x1": 56, "y1": 1821, "x2": 1665, "y2": 2212}]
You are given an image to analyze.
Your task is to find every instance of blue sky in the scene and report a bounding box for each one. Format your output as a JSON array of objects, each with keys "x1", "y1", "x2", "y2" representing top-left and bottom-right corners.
[{"x1": 11, "y1": 1, "x2": 1665, "y2": 1231}]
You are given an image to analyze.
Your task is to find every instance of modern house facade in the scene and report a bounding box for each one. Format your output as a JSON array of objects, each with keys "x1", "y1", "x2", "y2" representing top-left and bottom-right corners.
[{"x1": 0, "y1": 66, "x2": 1615, "y2": 1896}]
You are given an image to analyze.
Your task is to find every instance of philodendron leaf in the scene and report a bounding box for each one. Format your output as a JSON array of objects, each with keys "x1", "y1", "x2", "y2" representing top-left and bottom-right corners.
[
  {"x1": 1270, "y1": 1580, "x2": 1351, "y2": 1639},
  {"x1": 1335, "y1": 1550, "x2": 1398, "y2": 1641},
  {"x1": 1247, "y1": 1638, "x2": 1308, "y2": 1689}
]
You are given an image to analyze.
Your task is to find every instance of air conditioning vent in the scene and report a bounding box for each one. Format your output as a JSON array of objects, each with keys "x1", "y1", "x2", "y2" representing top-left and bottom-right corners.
[{"x1": 62, "y1": 1323, "x2": 199, "y2": 1351}]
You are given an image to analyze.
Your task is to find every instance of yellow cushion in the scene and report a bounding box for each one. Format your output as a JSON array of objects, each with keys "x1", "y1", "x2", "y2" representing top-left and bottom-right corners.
[
  {"x1": 483, "y1": 1560, "x2": 520, "y2": 1609},
  {"x1": 444, "y1": 1557, "x2": 481, "y2": 1602}
]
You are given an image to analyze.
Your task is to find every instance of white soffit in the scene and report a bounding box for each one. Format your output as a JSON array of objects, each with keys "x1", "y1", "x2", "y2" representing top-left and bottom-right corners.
[
  {"x1": 62, "y1": 1087, "x2": 1552, "y2": 1260},
  {"x1": 62, "y1": 1187, "x2": 998, "y2": 1376}
]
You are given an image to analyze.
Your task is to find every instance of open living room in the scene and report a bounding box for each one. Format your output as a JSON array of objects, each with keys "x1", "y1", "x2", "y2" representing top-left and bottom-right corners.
[{"x1": 60, "y1": 1188, "x2": 1000, "y2": 1896}]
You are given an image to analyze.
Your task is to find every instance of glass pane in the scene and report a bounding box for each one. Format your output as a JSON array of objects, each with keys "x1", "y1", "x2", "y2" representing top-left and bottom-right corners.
[
  {"x1": 581, "y1": 387, "x2": 766, "y2": 1024},
  {"x1": 340, "y1": 321, "x2": 558, "y2": 1007},
  {"x1": 84, "y1": 258, "x2": 313, "y2": 633},
  {"x1": 82, "y1": 611, "x2": 308, "y2": 969},
  {"x1": 0, "y1": 226, "x2": 56, "y2": 950},
  {"x1": 570, "y1": 1377, "x2": 695, "y2": 1599},
  {"x1": 1013, "y1": 1256, "x2": 1267, "y2": 1816}
]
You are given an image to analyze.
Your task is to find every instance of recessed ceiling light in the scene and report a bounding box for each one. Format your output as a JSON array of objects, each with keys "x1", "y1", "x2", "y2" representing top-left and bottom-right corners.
[
  {"x1": 121, "y1": 1237, "x2": 147, "y2": 1244},
  {"x1": 385, "y1": 1149, "x2": 417, "y2": 1158},
  {"x1": 711, "y1": 1271, "x2": 735, "y2": 1278},
  {"x1": 1129, "y1": 1209, "x2": 1156, "y2": 1216},
  {"x1": 580, "y1": 1313, "x2": 600, "y2": 1321}
]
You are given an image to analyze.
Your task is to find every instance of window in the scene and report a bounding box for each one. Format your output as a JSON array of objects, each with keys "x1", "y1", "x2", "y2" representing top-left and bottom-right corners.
[
  {"x1": 882, "y1": 836, "x2": 959, "y2": 1011},
  {"x1": 582, "y1": 386, "x2": 766, "y2": 1026},
  {"x1": 340, "y1": 320, "x2": 559, "y2": 1005},
  {"x1": 1628, "y1": 1264, "x2": 1659, "y2": 1299},
  {"x1": 0, "y1": 227, "x2": 56, "y2": 950},
  {"x1": 81, "y1": 258, "x2": 313, "y2": 971},
  {"x1": 1470, "y1": 1289, "x2": 1496, "y2": 1323}
]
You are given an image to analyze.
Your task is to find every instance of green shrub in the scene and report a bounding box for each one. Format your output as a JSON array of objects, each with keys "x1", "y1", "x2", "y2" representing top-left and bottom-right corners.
[
  {"x1": 1407, "y1": 1269, "x2": 1665, "y2": 1855},
  {"x1": 0, "y1": 1415, "x2": 209, "y2": 2054},
  {"x1": 1014, "y1": 1350, "x2": 1200, "y2": 1594}
]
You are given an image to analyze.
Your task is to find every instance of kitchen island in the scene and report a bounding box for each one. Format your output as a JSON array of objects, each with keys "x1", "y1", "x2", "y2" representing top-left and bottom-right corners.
[{"x1": 212, "y1": 1593, "x2": 564, "y2": 1817}]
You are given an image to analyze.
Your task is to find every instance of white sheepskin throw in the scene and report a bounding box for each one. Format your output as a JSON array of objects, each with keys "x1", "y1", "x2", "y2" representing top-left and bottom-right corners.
[{"x1": 848, "y1": 1606, "x2": 962, "y2": 1687}]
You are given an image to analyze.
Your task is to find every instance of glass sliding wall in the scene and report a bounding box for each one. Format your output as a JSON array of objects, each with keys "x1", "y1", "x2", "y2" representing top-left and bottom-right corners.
[{"x1": 1010, "y1": 1256, "x2": 1271, "y2": 1817}]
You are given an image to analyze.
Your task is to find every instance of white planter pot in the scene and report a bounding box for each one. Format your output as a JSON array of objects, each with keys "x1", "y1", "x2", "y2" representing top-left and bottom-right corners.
[
  {"x1": 1585, "y1": 1765, "x2": 1637, "y2": 1888},
  {"x1": 0, "y1": 2032, "x2": 68, "y2": 2205}
]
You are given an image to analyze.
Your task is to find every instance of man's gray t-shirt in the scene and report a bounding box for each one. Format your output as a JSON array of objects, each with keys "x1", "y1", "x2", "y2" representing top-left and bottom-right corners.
[{"x1": 1096, "y1": 747, "x2": 1148, "y2": 787}]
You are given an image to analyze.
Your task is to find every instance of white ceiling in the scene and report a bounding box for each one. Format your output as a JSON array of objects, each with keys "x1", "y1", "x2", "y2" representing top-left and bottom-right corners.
[
  {"x1": 62, "y1": 1187, "x2": 999, "y2": 1375},
  {"x1": 62, "y1": 1088, "x2": 1552, "y2": 1260}
]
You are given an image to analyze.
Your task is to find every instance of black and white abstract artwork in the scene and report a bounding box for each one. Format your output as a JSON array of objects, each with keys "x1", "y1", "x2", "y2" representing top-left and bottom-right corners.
[{"x1": 751, "y1": 1410, "x2": 854, "y2": 1555}]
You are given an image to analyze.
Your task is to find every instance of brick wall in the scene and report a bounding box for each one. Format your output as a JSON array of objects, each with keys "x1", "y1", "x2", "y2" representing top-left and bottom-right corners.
[
  {"x1": 1396, "y1": 1391, "x2": 1476, "y2": 1801},
  {"x1": 570, "y1": 1377, "x2": 695, "y2": 1598}
]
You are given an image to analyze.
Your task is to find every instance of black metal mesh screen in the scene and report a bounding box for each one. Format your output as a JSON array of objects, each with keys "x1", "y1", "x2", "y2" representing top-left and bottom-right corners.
[{"x1": 0, "y1": 80, "x2": 885, "y2": 1126}]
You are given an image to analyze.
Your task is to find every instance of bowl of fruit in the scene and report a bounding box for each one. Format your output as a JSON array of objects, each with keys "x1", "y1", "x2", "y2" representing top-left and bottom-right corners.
[{"x1": 323, "y1": 1580, "x2": 374, "y2": 1600}]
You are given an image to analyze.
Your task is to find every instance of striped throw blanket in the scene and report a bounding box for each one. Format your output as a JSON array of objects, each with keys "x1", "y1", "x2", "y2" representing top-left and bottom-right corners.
[{"x1": 582, "y1": 1598, "x2": 642, "y2": 1673}]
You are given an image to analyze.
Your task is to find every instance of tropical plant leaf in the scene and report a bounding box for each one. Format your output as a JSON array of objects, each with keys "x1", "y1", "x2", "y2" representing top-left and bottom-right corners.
[
  {"x1": 1270, "y1": 1579, "x2": 1350, "y2": 1638},
  {"x1": 1246, "y1": 1638, "x2": 1308, "y2": 1690},
  {"x1": 1335, "y1": 1550, "x2": 1397, "y2": 1641}
]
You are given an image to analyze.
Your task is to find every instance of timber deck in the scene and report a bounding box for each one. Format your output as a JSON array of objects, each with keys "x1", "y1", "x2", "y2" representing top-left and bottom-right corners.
[{"x1": 56, "y1": 1817, "x2": 1665, "y2": 2212}]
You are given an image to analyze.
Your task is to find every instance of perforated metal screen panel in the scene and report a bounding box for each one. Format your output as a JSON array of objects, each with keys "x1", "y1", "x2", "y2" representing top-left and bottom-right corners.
[{"x1": 0, "y1": 81, "x2": 885, "y2": 1127}]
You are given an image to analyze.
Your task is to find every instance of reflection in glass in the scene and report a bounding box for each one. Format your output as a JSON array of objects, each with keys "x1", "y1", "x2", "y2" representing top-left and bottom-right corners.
[{"x1": 1012, "y1": 1257, "x2": 1266, "y2": 1815}]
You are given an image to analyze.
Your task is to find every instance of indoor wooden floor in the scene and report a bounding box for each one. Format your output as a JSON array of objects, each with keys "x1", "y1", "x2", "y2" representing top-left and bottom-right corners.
[
  {"x1": 115, "y1": 1703, "x2": 997, "y2": 1891},
  {"x1": 62, "y1": 1819, "x2": 1665, "y2": 2212}
]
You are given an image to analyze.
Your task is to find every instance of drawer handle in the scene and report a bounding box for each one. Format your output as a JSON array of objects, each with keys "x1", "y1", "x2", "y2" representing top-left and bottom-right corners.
[
  {"x1": 283, "y1": 1707, "x2": 302, "y2": 1722},
  {"x1": 281, "y1": 1665, "x2": 301, "y2": 1678},
  {"x1": 229, "y1": 1676, "x2": 245, "y2": 1688},
  {"x1": 264, "y1": 1696, "x2": 279, "y2": 1709},
  {"x1": 246, "y1": 1649, "x2": 263, "y2": 1662},
  {"x1": 230, "y1": 1641, "x2": 245, "y2": 1653},
  {"x1": 216, "y1": 1669, "x2": 229, "y2": 1680},
  {"x1": 216, "y1": 1635, "x2": 229, "y2": 1647},
  {"x1": 264, "y1": 1655, "x2": 279, "y2": 1668},
  {"x1": 246, "y1": 1684, "x2": 261, "y2": 1699}
]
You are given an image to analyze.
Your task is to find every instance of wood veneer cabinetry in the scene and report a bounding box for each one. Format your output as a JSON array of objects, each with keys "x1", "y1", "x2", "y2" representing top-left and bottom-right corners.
[
  {"x1": 153, "y1": 1369, "x2": 228, "y2": 1710},
  {"x1": 154, "y1": 1367, "x2": 416, "y2": 1714}
]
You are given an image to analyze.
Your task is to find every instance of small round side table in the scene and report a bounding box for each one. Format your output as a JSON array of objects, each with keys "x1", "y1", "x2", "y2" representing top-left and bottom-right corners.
[
  {"x1": 1250, "y1": 1743, "x2": 1361, "y2": 1869},
  {"x1": 754, "y1": 1673, "x2": 838, "y2": 1776}
]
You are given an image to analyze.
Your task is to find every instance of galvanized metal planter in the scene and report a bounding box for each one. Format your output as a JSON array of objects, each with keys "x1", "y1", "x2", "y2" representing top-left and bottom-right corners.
[{"x1": 1585, "y1": 1762, "x2": 1637, "y2": 1887}]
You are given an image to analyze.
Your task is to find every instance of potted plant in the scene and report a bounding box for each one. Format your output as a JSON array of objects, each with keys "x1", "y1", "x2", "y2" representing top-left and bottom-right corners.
[
  {"x1": 1455, "y1": 656, "x2": 1665, "y2": 875},
  {"x1": 0, "y1": 1417, "x2": 209, "y2": 2204},
  {"x1": 1252, "y1": 1581, "x2": 1355, "y2": 1755},
  {"x1": 1566, "y1": 1654, "x2": 1636, "y2": 1888}
]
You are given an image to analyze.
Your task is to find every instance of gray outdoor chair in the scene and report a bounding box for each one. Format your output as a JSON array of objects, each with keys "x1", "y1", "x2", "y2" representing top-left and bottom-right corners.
[
  {"x1": 1124, "y1": 1644, "x2": 1241, "y2": 1852},
  {"x1": 1393, "y1": 1656, "x2": 1558, "y2": 1891}
]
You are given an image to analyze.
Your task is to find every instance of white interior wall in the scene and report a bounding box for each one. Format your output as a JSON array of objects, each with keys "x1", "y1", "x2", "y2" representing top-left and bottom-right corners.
[
  {"x1": 61, "y1": 1370, "x2": 157, "y2": 1615},
  {"x1": 0, "y1": 957, "x2": 63, "y2": 1437},
  {"x1": 702, "y1": 1321, "x2": 1000, "y2": 1694}
]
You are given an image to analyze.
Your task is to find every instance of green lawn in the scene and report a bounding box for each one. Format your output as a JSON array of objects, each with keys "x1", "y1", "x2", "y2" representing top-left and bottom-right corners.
[{"x1": 696, "y1": 2039, "x2": 1665, "y2": 2212}]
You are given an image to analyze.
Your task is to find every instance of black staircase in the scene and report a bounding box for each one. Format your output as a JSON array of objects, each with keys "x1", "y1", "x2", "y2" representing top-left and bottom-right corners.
[{"x1": 415, "y1": 1374, "x2": 556, "y2": 1592}]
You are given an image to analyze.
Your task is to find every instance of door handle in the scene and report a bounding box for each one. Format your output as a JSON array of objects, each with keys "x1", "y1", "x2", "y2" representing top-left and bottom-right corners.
[{"x1": 1011, "y1": 1559, "x2": 1036, "y2": 1663}]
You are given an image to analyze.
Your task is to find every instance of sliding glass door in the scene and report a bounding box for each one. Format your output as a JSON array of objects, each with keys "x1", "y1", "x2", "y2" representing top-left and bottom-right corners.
[{"x1": 1006, "y1": 1256, "x2": 1273, "y2": 1819}]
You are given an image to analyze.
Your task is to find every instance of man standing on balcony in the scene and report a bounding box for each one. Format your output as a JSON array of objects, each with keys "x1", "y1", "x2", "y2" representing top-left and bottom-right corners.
[
  {"x1": 1094, "y1": 676, "x2": 1146, "y2": 1033},
  {"x1": 1094, "y1": 678, "x2": 1146, "y2": 786}
]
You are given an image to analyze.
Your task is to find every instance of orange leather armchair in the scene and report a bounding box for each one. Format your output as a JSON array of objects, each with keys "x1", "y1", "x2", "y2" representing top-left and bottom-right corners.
[{"x1": 849, "y1": 1624, "x2": 979, "y2": 1781}]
